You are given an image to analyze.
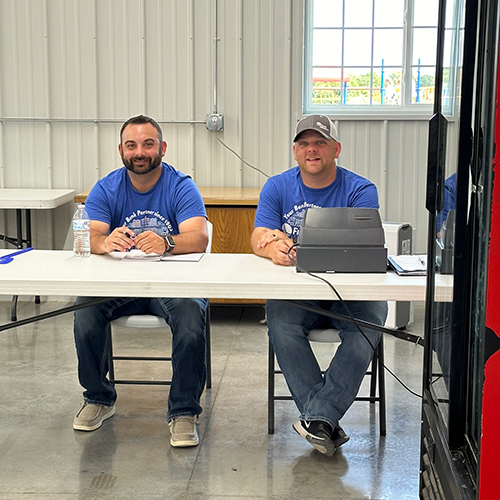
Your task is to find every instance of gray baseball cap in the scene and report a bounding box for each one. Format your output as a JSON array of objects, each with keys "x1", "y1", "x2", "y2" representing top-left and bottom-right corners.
[{"x1": 293, "y1": 115, "x2": 338, "y2": 142}]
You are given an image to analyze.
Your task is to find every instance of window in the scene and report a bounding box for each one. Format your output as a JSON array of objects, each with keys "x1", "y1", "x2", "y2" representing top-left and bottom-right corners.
[{"x1": 303, "y1": 0, "x2": 464, "y2": 117}]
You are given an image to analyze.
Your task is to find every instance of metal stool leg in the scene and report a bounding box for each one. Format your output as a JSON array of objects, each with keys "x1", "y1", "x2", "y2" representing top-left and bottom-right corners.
[
  {"x1": 268, "y1": 339, "x2": 276, "y2": 434},
  {"x1": 107, "y1": 324, "x2": 116, "y2": 383},
  {"x1": 377, "y1": 338, "x2": 387, "y2": 436},
  {"x1": 10, "y1": 295, "x2": 19, "y2": 322},
  {"x1": 205, "y1": 307, "x2": 212, "y2": 389}
]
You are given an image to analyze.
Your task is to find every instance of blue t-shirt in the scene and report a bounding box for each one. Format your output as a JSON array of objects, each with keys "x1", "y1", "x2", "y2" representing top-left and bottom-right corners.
[
  {"x1": 254, "y1": 165, "x2": 379, "y2": 241},
  {"x1": 85, "y1": 162, "x2": 206, "y2": 237},
  {"x1": 436, "y1": 172, "x2": 457, "y2": 232}
]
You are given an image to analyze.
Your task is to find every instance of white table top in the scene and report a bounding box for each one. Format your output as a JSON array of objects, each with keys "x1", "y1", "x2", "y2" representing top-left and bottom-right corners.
[
  {"x1": 0, "y1": 250, "x2": 453, "y2": 302},
  {"x1": 0, "y1": 189, "x2": 75, "y2": 209}
]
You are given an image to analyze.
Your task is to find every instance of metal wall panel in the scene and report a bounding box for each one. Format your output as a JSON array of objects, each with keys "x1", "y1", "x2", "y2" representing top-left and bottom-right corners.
[{"x1": 0, "y1": 0, "x2": 442, "y2": 253}]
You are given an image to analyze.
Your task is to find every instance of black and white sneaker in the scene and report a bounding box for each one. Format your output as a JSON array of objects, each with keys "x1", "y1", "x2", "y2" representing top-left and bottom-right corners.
[
  {"x1": 293, "y1": 419, "x2": 337, "y2": 457},
  {"x1": 331, "y1": 425, "x2": 350, "y2": 448}
]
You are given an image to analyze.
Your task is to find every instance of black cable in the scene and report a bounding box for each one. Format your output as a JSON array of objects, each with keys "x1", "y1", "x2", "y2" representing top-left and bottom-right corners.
[
  {"x1": 283, "y1": 243, "x2": 423, "y2": 399},
  {"x1": 285, "y1": 244, "x2": 423, "y2": 342},
  {"x1": 215, "y1": 136, "x2": 270, "y2": 179}
]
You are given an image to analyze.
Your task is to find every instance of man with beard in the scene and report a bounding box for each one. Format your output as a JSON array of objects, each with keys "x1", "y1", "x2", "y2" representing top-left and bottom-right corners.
[{"x1": 73, "y1": 115, "x2": 209, "y2": 448}]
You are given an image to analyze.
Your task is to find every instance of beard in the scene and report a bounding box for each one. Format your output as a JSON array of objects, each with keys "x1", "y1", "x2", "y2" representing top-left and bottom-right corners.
[{"x1": 122, "y1": 149, "x2": 162, "y2": 175}]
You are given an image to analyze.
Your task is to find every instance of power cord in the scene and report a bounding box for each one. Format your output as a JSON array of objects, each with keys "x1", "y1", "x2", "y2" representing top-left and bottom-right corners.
[
  {"x1": 215, "y1": 136, "x2": 270, "y2": 179},
  {"x1": 284, "y1": 243, "x2": 423, "y2": 399}
]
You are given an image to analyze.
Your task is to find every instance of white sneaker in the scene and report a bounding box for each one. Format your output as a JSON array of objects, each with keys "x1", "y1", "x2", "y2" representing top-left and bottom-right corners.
[
  {"x1": 73, "y1": 402, "x2": 115, "y2": 431},
  {"x1": 168, "y1": 416, "x2": 199, "y2": 447}
]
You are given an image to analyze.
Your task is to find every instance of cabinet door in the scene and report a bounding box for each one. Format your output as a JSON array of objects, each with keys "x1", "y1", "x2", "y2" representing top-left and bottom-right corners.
[{"x1": 206, "y1": 206, "x2": 256, "y2": 254}]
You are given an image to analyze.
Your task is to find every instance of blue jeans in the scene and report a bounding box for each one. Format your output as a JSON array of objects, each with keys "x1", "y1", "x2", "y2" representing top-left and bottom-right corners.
[
  {"x1": 266, "y1": 299, "x2": 388, "y2": 430},
  {"x1": 74, "y1": 296, "x2": 208, "y2": 421}
]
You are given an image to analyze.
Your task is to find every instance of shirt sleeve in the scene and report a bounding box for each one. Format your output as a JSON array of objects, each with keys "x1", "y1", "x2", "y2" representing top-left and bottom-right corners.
[
  {"x1": 254, "y1": 178, "x2": 283, "y2": 230},
  {"x1": 85, "y1": 181, "x2": 113, "y2": 225},
  {"x1": 172, "y1": 176, "x2": 207, "y2": 225},
  {"x1": 348, "y1": 181, "x2": 380, "y2": 209}
]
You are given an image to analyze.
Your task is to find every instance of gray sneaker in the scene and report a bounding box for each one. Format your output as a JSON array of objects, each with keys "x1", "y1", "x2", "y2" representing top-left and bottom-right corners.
[
  {"x1": 168, "y1": 416, "x2": 199, "y2": 447},
  {"x1": 73, "y1": 402, "x2": 115, "y2": 431}
]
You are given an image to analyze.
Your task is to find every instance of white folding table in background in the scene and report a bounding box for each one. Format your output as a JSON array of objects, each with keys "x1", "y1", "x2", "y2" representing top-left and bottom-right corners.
[
  {"x1": 0, "y1": 188, "x2": 75, "y2": 248},
  {"x1": 0, "y1": 189, "x2": 75, "y2": 319}
]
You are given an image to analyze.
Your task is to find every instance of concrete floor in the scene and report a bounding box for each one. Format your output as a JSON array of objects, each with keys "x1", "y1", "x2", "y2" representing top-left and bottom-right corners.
[{"x1": 0, "y1": 299, "x2": 425, "y2": 499}]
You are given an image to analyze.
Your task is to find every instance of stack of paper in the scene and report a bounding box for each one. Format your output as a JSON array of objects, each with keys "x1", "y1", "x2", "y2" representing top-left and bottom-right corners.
[{"x1": 388, "y1": 254, "x2": 427, "y2": 276}]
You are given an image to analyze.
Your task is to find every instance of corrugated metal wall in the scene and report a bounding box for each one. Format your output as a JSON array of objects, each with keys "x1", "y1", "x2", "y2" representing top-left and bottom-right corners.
[{"x1": 0, "y1": 0, "x2": 455, "y2": 253}]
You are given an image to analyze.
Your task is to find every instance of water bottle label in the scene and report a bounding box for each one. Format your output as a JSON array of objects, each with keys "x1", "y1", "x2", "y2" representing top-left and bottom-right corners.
[{"x1": 73, "y1": 220, "x2": 90, "y2": 231}]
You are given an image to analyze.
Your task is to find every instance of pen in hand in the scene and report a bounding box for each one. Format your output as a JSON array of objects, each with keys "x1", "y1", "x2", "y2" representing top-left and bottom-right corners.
[
  {"x1": 122, "y1": 226, "x2": 135, "y2": 240},
  {"x1": 121, "y1": 226, "x2": 135, "y2": 251}
]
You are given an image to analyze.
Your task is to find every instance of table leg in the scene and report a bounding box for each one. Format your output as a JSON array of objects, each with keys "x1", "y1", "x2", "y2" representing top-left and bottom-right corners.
[
  {"x1": 10, "y1": 295, "x2": 19, "y2": 322},
  {"x1": 1, "y1": 297, "x2": 111, "y2": 333},
  {"x1": 11, "y1": 209, "x2": 26, "y2": 320},
  {"x1": 25, "y1": 209, "x2": 40, "y2": 304},
  {"x1": 15, "y1": 209, "x2": 23, "y2": 248},
  {"x1": 25, "y1": 209, "x2": 32, "y2": 247}
]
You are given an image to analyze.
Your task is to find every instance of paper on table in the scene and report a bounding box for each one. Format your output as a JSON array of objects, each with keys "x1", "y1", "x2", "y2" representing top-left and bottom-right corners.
[
  {"x1": 388, "y1": 254, "x2": 427, "y2": 276},
  {"x1": 160, "y1": 253, "x2": 205, "y2": 262},
  {"x1": 121, "y1": 250, "x2": 205, "y2": 262}
]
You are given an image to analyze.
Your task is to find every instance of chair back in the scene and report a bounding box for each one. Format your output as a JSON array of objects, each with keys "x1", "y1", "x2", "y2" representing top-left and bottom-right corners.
[{"x1": 206, "y1": 220, "x2": 213, "y2": 253}]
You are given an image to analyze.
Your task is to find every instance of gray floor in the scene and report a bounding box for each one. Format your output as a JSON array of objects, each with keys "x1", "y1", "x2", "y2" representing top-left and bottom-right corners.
[{"x1": 0, "y1": 299, "x2": 425, "y2": 500}]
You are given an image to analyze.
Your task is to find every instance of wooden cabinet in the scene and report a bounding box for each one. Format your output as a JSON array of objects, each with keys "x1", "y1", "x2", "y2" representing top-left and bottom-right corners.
[
  {"x1": 205, "y1": 206, "x2": 256, "y2": 253},
  {"x1": 200, "y1": 187, "x2": 259, "y2": 254}
]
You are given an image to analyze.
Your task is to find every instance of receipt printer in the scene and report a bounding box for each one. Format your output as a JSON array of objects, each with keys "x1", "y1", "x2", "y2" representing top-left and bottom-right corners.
[{"x1": 296, "y1": 207, "x2": 387, "y2": 273}]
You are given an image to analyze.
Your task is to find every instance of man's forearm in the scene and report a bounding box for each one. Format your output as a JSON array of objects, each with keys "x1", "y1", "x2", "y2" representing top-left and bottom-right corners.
[
  {"x1": 89, "y1": 232, "x2": 109, "y2": 254},
  {"x1": 166, "y1": 230, "x2": 208, "y2": 255},
  {"x1": 251, "y1": 241, "x2": 270, "y2": 259}
]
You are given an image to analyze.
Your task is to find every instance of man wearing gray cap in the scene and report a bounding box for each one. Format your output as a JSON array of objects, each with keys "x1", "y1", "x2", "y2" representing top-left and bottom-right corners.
[{"x1": 251, "y1": 114, "x2": 387, "y2": 456}]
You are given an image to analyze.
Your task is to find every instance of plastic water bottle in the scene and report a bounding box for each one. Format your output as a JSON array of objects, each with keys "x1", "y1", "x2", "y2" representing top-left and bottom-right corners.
[{"x1": 73, "y1": 204, "x2": 91, "y2": 257}]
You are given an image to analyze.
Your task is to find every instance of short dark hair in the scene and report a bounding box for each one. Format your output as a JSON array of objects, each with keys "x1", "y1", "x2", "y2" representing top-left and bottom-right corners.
[{"x1": 120, "y1": 115, "x2": 163, "y2": 143}]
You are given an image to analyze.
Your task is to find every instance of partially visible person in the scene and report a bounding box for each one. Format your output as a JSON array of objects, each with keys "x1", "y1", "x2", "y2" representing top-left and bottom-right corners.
[
  {"x1": 436, "y1": 172, "x2": 457, "y2": 236},
  {"x1": 73, "y1": 115, "x2": 209, "y2": 448},
  {"x1": 433, "y1": 172, "x2": 458, "y2": 390},
  {"x1": 251, "y1": 114, "x2": 388, "y2": 456}
]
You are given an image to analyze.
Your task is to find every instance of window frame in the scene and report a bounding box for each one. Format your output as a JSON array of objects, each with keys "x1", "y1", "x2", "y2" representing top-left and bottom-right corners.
[{"x1": 302, "y1": 0, "x2": 463, "y2": 119}]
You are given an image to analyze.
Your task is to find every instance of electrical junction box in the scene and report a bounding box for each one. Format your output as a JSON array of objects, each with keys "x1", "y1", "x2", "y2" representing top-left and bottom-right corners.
[
  {"x1": 206, "y1": 113, "x2": 224, "y2": 131},
  {"x1": 383, "y1": 222, "x2": 414, "y2": 329}
]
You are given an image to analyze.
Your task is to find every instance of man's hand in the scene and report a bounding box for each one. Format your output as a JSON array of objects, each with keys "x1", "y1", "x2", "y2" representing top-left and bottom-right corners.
[
  {"x1": 255, "y1": 229, "x2": 286, "y2": 249},
  {"x1": 267, "y1": 239, "x2": 296, "y2": 265},
  {"x1": 251, "y1": 227, "x2": 296, "y2": 266},
  {"x1": 90, "y1": 221, "x2": 137, "y2": 254},
  {"x1": 104, "y1": 226, "x2": 135, "y2": 253},
  {"x1": 134, "y1": 230, "x2": 166, "y2": 254}
]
